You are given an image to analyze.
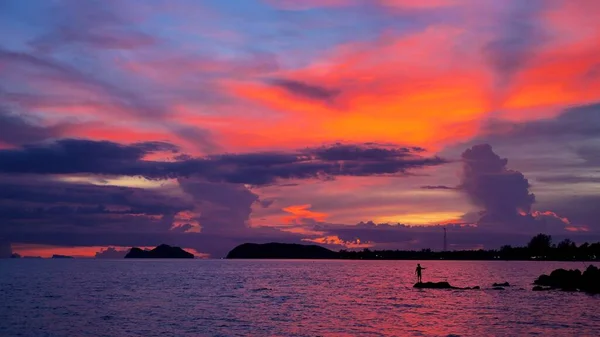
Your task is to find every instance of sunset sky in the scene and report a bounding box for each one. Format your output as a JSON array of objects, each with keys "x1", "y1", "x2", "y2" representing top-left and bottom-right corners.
[{"x1": 1, "y1": 0, "x2": 599, "y2": 258}]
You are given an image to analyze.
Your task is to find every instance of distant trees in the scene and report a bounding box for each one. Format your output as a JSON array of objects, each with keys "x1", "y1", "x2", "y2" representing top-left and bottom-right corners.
[
  {"x1": 335, "y1": 234, "x2": 600, "y2": 261},
  {"x1": 528, "y1": 233, "x2": 553, "y2": 257}
]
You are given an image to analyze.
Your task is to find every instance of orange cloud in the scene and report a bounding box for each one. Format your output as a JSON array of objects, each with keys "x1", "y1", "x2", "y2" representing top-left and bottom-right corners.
[
  {"x1": 282, "y1": 204, "x2": 328, "y2": 224},
  {"x1": 302, "y1": 235, "x2": 373, "y2": 249}
]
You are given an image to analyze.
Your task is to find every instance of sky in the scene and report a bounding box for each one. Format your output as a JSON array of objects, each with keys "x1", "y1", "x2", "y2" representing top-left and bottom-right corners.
[{"x1": 1, "y1": 0, "x2": 599, "y2": 258}]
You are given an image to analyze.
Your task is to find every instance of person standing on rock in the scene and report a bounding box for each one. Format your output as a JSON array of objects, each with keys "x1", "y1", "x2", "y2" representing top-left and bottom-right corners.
[{"x1": 415, "y1": 264, "x2": 426, "y2": 283}]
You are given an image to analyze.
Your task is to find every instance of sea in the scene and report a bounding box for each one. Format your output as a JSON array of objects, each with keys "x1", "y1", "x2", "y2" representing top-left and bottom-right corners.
[{"x1": 1, "y1": 260, "x2": 598, "y2": 337}]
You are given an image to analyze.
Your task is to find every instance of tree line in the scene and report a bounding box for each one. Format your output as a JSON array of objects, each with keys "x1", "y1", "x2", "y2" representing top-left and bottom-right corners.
[{"x1": 338, "y1": 234, "x2": 600, "y2": 261}]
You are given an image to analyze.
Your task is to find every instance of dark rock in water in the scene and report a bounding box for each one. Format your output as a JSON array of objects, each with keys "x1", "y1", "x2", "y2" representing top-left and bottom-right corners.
[
  {"x1": 51, "y1": 254, "x2": 73, "y2": 259},
  {"x1": 492, "y1": 287, "x2": 505, "y2": 290},
  {"x1": 413, "y1": 282, "x2": 479, "y2": 290},
  {"x1": 414, "y1": 281, "x2": 454, "y2": 289},
  {"x1": 124, "y1": 244, "x2": 194, "y2": 259},
  {"x1": 493, "y1": 282, "x2": 510, "y2": 287},
  {"x1": 226, "y1": 242, "x2": 338, "y2": 259},
  {"x1": 10, "y1": 253, "x2": 21, "y2": 258},
  {"x1": 533, "y1": 265, "x2": 600, "y2": 294}
]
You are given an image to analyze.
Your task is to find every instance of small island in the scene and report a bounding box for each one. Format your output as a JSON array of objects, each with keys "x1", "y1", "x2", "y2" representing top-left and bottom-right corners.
[
  {"x1": 226, "y1": 242, "x2": 338, "y2": 259},
  {"x1": 124, "y1": 244, "x2": 194, "y2": 259},
  {"x1": 51, "y1": 254, "x2": 74, "y2": 259}
]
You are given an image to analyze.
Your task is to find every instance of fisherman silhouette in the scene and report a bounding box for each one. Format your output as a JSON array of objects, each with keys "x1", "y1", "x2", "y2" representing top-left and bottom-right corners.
[{"x1": 415, "y1": 263, "x2": 426, "y2": 283}]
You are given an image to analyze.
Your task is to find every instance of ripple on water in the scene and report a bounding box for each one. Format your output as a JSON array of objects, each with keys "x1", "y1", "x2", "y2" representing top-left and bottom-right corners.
[{"x1": 1, "y1": 260, "x2": 599, "y2": 337}]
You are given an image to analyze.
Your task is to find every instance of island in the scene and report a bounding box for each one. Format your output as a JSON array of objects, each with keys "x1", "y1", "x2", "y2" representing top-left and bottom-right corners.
[
  {"x1": 226, "y1": 242, "x2": 338, "y2": 259},
  {"x1": 51, "y1": 254, "x2": 74, "y2": 259},
  {"x1": 124, "y1": 244, "x2": 195, "y2": 259}
]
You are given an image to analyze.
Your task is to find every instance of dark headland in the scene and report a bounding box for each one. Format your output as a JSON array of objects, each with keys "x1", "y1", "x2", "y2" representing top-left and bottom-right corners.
[
  {"x1": 226, "y1": 243, "x2": 338, "y2": 259},
  {"x1": 124, "y1": 244, "x2": 194, "y2": 259}
]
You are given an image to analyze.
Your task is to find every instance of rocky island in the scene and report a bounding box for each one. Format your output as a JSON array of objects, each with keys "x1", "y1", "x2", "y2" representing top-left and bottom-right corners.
[
  {"x1": 226, "y1": 243, "x2": 338, "y2": 259},
  {"x1": 51, "y1": 254, "x2": 73, "y2": 259},
  {"x1": 124, "y1": 244, "x2": 194, "y2": 259}
]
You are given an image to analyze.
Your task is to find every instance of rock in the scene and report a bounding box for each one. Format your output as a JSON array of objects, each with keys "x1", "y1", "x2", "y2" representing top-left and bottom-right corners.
[
  {"x1": 533, "y1": 265, "x2": 600, "y2": 294},
  {"x1": 51, "y1": 254, "x2": 73, "y2": 259},
  {"x1": 413, "y1": 282, "x2": 479, "y2": 290},
  {"x1": 414, "y1": 281, "x2": 454, "y2": 289},
  {"x1": 124, "y1": 244, "x2": 194, "y2": 259},
  {"x1": 492, "y1": 287, "x2": 505, "y2": 290},
  {"x1": 10, "y1": 253, "x2": 21, "y2": 258},
  {"x1": 493, "y1": 282, "x2": 510, "y2": 287}
]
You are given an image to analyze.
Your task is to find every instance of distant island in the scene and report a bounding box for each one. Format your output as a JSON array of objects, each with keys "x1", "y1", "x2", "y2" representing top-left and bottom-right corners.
[
  {"x1": 226, "y1": 243, "x2": 338, "y2": 259},
  {"x1": 124, "y1": 244, "x2": 194, "y2": 259},
  {"x1": 51, "y1": 254, "x2": 73, "y2": 259},
  {"x1": 226, "y1": 234, "x2": 600, "y2": 261}
]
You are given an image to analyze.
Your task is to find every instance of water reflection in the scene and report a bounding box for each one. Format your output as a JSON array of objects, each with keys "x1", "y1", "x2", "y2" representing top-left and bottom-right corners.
[{"x1": 1, "y1": 260, "x2": 598, "y2": 336}]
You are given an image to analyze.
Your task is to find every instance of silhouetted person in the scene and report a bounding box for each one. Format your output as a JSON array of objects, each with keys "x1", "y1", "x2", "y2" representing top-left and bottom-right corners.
[{"x1": 416, "y1": 264, "x2": 426, "y2": 283}]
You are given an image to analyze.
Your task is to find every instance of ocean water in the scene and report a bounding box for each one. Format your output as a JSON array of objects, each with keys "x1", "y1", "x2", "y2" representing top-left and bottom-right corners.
[{"x1": 0, "y1": 260, "x2": 598, "y2": 337}]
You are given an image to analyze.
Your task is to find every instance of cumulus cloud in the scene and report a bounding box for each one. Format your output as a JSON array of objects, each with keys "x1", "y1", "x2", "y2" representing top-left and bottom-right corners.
[
  {"x1": 460, "y1": 144, "x2": 535, "y2": 225},
  {"x1": 458, "y1": 144, "x2": 575, "y2": 233},
  {"x1": 178, "y1": 179, "x2": 259, "y2": 234},
  {"x1": 94, "y1": 247, "x2": 129, "y2": 259}
]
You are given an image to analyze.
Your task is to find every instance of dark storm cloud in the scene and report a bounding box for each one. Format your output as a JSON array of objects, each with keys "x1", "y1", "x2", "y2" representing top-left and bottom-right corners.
[
  {"x1": 0, "y1": 176, "x2": 189, "y2": 215},
  {"x1": 308, "y1": 143, "x2": 424, "y2": 161},
  {"x1": 0, "y1": 139, "x2": 447, "y2": 185},
  {"x1": 178, "y1": 179, "x2": 259, "y2": 233},
  {"x1": 267, "y1": 78, "x2": 340, "y2": 101},
  {"x1": 0, "y1": 139, "x2": 178, "y2": 176},
  {"x1": 0, "y1": 177, "x2": 192, "y2": 232},
  {"x1": 460, "y1": 144, "x2": 535, "y2": 225}
]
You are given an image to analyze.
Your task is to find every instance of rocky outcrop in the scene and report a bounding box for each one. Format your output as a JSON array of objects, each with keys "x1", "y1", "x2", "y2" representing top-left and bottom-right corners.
[
  {"x1": 124, "y1": 244, "x2": 194, "y2": 259},
  {"x1": 413, "y1": 282, "x2": 479, "y2": 290},
  {"x1": 533, "y1": 265, "x2": 600, "y2": 294}
]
